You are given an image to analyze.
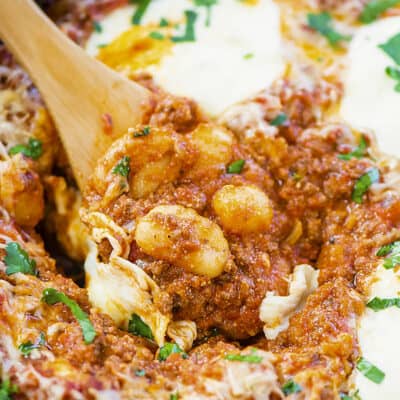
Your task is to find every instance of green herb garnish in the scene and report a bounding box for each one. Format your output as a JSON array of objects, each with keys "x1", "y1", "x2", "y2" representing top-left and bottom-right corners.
[
  {"x1": 360, "y1": 0, "x2": 400, "y2": 23},
  {"x1": 194, "y1": 0, "x2": 218, "y2": 26},
  {"x1": 376, "y1": 240, "x2": 400, "y2": 269},
  {"x1": 243, "y1": 52, "x2": 254, "y2": 60},
  {"x1": 4, "y1": 242, "x2": 37, "y2": 276},
  {"x1": 385, "y1": 65, "x2": 400, "y2": 91},
  {"x1": 224, "y1": 350, "x2": 263, "y2": 364},
  {"x1": 158, "y1": 343, "x2": 188, "y2": 361},
  {"x1": 227, "y1": 159, "x2": 245, "y2": 174},
  {"x1": 112, "y1": 156, "x2": 131, "y2": 178},
  {"x1": 0, "y1": 379, "x2": 18, "y2": 400},
  {"x1": 93, "y1": 21, "x2": 103, "y2": 33},
  {"x1": 131, "y1": 0, "x2": 151, "y2": 25},
  {"x1": 351, "y1": 167, "x2": 380, "y2": 204},
  {"x1": 18, "y1": 333, "x2": 45, "y2": 357},
  {"x1": 128, "y1": 314, "x2": 153, "y2": 339},
  {"x1": 338, "y1": 136, "x2": 368, "y2": 160},
  {"x1": 170, "y1": 394, "x2": 179, "y2": 400},
  {"x1": 149, "y1": 31, "x2": 165, "y2": 40},
  {"x1": 41, "y1": 288, "x2": 96, "y2": 344},
  {"x1": 133, "y1": 126, "x2": 151, "y2": 137},
  {"x1": 356, "y1": 357, "x2": 385, "y2": 384},
  {"x1": 159, "y1": 17, "x2": 169, "y2": 27},
  {"x1": 340, "y1": 390, "x2": 361, "y2": 400},
  {"x1": 135, "y1": 369, "x2": 146, "y2": 377},
  {"x1": 367, "y1": 296, "x2": 400, "y2": 311},
  {"x1": 282, "y1": 379, "x2": 302, "y2": 395},
  {"x1": 9, "y1": 138, "x2": 42, "y2": 160},
  {"x1": 172, "y1": 10, "x2": 198, "y2": 43},
  {"x1": 270, "y1": 112, "x2": 287, "y2": 126},
  {"x1": 307, "y1": 12, "x2": 351, "y2": 46},
  {"x1": 379, "y1": 32, "x2": 400, "y2": 65}
]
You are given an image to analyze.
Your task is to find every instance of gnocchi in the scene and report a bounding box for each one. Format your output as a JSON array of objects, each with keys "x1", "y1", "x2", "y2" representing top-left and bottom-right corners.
[
  {"x1": 212, "y1": 184, "x2": 273, "y2": 234},
  {"x1": 135, "y1": 205, "x2": 230, "y2": 278}
]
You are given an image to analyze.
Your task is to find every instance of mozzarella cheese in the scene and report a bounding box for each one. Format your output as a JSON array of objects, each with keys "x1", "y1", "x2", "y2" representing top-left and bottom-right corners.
[
  {"x1": 86, "y1": 0, "x2": 284, "y2": 116},
  {"x1": 356, "y1": 265, "x2": 400, "y2": 400},
  {"x1": 341, "y1": 17, "x2": 400, "y2": 156}
]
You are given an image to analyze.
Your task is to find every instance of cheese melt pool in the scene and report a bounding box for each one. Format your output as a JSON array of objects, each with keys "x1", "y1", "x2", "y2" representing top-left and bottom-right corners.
[
  {"x1": 86, "y1": 0, "x2": 284, "y2": 116},
  {"x1": 341, "y1": 17, "x2": 400, "y2": 156}
]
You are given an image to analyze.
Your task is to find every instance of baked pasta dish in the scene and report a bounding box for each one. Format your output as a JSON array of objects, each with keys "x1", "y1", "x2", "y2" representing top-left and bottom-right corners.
[{"x1": 1, "y1": 0, "x2": 400, "y2": 398}]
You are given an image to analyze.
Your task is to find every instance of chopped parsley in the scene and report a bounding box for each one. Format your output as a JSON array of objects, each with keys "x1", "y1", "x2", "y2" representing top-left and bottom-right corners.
[
  {"x1": 158, "y1": 343, "x2": 188, "y2": 361},
  {"x1": 41, "y1": 288, "x2": 96, "y2": 344},
  {"x1": 385, "y1": 65, "x2": 400, "y2": 91},
  {"x1": 170, "y1": 394, "x2": 179, "y2": 400},
  {"x1": 172, "y1": 10, "x2": 198, "y2": 43},
  {"x1": 97, "y1": 43, "x2": 108, "y2": 48},
  {"x1": 18, "y1": 333, "x2": 46, "y2": 357},
  {"x1": 128, "y1": 314, "x2": 153, "y2": 340},
  {"x1": 307, "y1": 12, "x2": 351, "y2": 46},
  {"x1": 340, "y1": 390, "x2": 361, "y2": 400},
  {"x1": 4, "y1": 242, "x2": 37, "y2": 276},
  {"x1": 0, "y1": 379, "x2": 18, "y2": 400},
  {"x1": 9, "y1": 137, "x2": 43, "y2": 160},
  {"x1": 338, "y1": 135, "x2": 368, "y2": 160},
  {"x1": 356, "y1": 357, "x2": 385, "y2": 384},
  {"x1": 131, "y1": 0, "x2": 151, "y2": 25},
  {"x1": 93, "y1": 21, "x2": 102, "y2": 33},
  {"x1": 112, "y1": 156, "x2": 131, "y2": 178},
  {"x1": 159, "y1": 17, "x2": 169, "y2": 27},
  {"x1": 379, "y1": 32, "x2": 400, "y2": 65},
  {"x1": 351, "y1": 167, "x2": 380, "y2": 204},
  {"x1": 367, "y1": 296, "x2": 400, "y2": 311},
  {"x1": 243, "y1": 52, "x2": 254, "y2": 60},
  {"x1": 270, "y1": 112, "x2": 287, "y2": 126},
  {"x1": 376, "y1": 240, "x2": 400, "y2": 269},
  {"x1": 133, "y1": 126, "x2": 151, "y2": 137},
  {"x1": 194, "y1": 0, "x2": 218, "y2": 26},
  {"x1": 360, "y1": 0, "x2": 400, "y2": 23},
  {"x1": 227, "y1": 159, "x2": 245, "y2": 174},
  {"x1": 149, "y1": 31, "x2": 165, "y2": 40},
  {"x1": 135, "y1": 369, "x2": 146, "y2": 377},
  {"x1": 224, "y1": 350, "x2": 263, "y2": 364},
  {"x1": 282, "y1": 379, "x2": 302, "y2": 396}
]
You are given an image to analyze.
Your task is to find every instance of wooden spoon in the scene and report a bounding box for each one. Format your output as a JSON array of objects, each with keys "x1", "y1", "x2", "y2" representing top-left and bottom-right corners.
[{"x1": 0, "y1": 0, "x2": 152, "y2": 189}]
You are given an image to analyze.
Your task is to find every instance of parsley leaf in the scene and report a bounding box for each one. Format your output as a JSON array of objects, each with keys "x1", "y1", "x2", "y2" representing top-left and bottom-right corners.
[
  {"x1": 112, "y1": 156, "x2": 131, "y2": 178},
  {"x1": 170, "y1": 394, "x2": 179, "y2": 400},
  {"x1": 9, "y1": 138, "x2": 43, "y2": 160},
  {"x1": 194, "y1": 0, "x2": 218, "y2": 26},
  {"x1": 338, "y1": 135, "x2": 368, "y2": 160},
  {"x1": 131, "y1": 0, "x2": 151, "y2": 25},
  {"x1": 356, "y1": 357, "x2": 385, "y2": 384},
  {"x1": 149, "y1": 31, "x2": 165, "y2": 40},
  {"x1": 282, "y1": 379, "x2": 302, "y2": 395},
  {"x1": 18, "y1": 333, "x2": 46, "y2": 357},
  {"x1": 243, "y1": 52, "x2": 254, "y2": 60},
  {"x1": 133, "y1": 126, "x2": 151, "y2": 137},
  {"x1": 224, "y1": 350, "x2": 263, "y2": 364},
  {"x1": 93, "y1": 21, "x2": 102, "y2": 33},
  {"x1": 351, "y1": 167, "x2": 380, "y2": 204},
  {"x1": 4, "y1": 242, "x2": 37, "y2": 276},
  {"x1": 41, "y1": 288, "x2": 96, "y2": 344},
  {"x1": 159, "y1": 17, "x2": 169, "y2": 27},
  {"x1": 340, "y1": 390, "x2": 361, "y2": 400},
  {"x1": 227, "y1": 159, "x2": 245, "y2": 174},
  {"x1": 158, "y1": 343, "x2": 188, "y2": 361},
  {"x1": 376, "y1": 240, "x2": 400, "y2": 268},
  {"x1": 307, "y1": 12, "x2": 351, "y2": 46},
  {"x1": 0, "y1": 379, "x2": 18, "y2": 400},
  {"x1": 379, "y1": 32, "x2": 400, "y2": 65},
  {"x1": 128, "y1": 314, "x2": 153, "y2": 339},
  {"x1": 172, "y1": 10, "x2": 198, "y2": 43},
  {"x1": 367, "y1": 296, "x2": 400, "y2": 311},
  {"x1": 385, "y1": 66, "x2": 400, "y2": 91},
  {"x1": 360, "y1": 0, "x2": 400, "y2": 23},
  {"x1": 135, "y1": 369, "x2": 146, "y2": 377},
  {"x1": 270, "y1": 112, "x2": 287, "y2": 126}
]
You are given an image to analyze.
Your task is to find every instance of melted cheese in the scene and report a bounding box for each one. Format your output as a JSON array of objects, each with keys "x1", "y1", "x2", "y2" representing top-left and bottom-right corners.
[
  {"x1": 86, "y1": 0, "x2": 284, "y2": 116},
  {"x1": 357, "y1": 265, "x2": 400, "y2": 399},
  {"x1": 341, "y1": 17, "x2": 400, "y2": 156}
]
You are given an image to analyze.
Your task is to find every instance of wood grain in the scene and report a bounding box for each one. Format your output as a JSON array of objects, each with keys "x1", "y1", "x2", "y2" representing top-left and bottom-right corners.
[{"x1": 0, "y1": 0, "x2": 152, "y2": 188}]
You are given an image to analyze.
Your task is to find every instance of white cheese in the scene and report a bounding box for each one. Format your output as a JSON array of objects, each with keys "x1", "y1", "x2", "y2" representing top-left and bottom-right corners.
[
  {"x1": 341, "y1": 17, "x2": 400, "y2": 156},
  {"x1": 86, "y1": 0, "x2": 284, "y2": 116},
  {"x1": 356, "y1": 265, "x2": 400, "y2": 399}
]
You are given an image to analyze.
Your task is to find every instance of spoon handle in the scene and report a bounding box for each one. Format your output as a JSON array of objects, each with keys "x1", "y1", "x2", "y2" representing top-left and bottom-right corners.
[{"x1": 0, "y1": 0, "x2": 151, "y2": 188}]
